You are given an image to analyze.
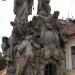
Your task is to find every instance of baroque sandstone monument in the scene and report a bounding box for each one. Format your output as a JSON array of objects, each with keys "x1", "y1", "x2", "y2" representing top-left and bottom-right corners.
[{"x1": 1, "y1": 0, "x2": 68, "y2": 75}]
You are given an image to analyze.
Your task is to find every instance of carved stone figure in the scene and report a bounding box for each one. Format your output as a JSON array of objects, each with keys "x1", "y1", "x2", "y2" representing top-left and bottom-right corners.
[
  {"x1": 1, "y1": 37, "x2": 11, "y2": 61},
  {"x1": 14, "y1": 0, "x2": 28, "y2": 23},
  {"x1": 37, "y1": 0, "x2": 51, "y2": 16},
  {"x1": 1, "y1": 37, "x2": 15, "y2": 75},
  {"x1": 14, "y1": 0, "x2": 33, "y2": 21},
  {"x1": 1, "y1": 37, "x2": 10, "y2": 53},
  {"x1": 40, "y1": 11, "x2": 60, "y2": 49},
  {"x1": 47, "y1": 11, "x2": 68, "y2": 48},
  {"x1": 15, "y1": 36, "x2": 34, "y2": 75},
  {"x1": 28, "y1": 0, "x2": 34, "y2": 15},
  {"x1": 1, "y1": 0, "x2": 68, "y2": 74}
]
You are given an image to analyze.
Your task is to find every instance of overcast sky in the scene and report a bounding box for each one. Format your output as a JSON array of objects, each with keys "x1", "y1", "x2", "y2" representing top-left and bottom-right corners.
[{"x1": 0, "y1": 0, "x2": 75, "y2": 52}]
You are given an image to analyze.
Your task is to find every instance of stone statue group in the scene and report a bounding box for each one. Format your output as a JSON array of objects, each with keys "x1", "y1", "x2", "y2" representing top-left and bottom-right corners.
[
  {"x1": 14, "y1": 0, "x2": 51, "y2": 20},
  {"x1": 1, "y1": 0, "x2": 68, "y2": 75}
]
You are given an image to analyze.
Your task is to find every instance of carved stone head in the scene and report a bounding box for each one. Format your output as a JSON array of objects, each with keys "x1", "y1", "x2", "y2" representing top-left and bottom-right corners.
[
  {"x1": 53, "y1": 11, "x2": 60, "y2": 19},
  {"x1": 2, "y1": 37, "x2": 9, "y2": 43},
  {"x1": 1, "y1": 36, "x2": 10, "y2": 51}
]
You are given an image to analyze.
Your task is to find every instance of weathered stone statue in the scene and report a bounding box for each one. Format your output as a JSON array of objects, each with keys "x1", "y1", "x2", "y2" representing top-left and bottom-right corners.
[
  {"x1": 37, "y1": 0, "x2": 51, "y2": 16},
  {"x1": 1, "y1": 37, "x2": 11, "y2": 61},
  {"x1": 46, "y1": 11, "x2": 68, "y2": 48},
  {"x1": 14, "y1": 0, "x2": 33, "y2": 20},
  {"x1": 40, "y1": 11, "x2": 60, "y2": 49},
  {"x1": 1, "y1": 0, "x2": 68, "y2": 75},
  {"x1": 28, "y1": 0, "x2": 34, "y2": 15},
  {"x1": 1, "y1": 37, "x2": 10, "y2": 54},
  {"x1": 14, "y1": 36, "x2": 34, "y2": 75},
  {"x1": 1, "y1": 37, "x2": 15, "y2": 75},
  {"x1": 40, "y1": 11, "x2": 67, "y2": 62}
]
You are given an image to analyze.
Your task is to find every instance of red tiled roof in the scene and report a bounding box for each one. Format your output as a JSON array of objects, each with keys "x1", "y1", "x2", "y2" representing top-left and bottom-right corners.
[
  {"x1": 60, "y1": 19, "x2": 75, "y2": 36},
  {"x1": 63, "y1": 24, "x2": 75, "y2": 36}
]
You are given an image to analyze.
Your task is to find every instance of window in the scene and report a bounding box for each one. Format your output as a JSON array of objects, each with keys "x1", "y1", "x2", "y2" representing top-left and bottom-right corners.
[
  {"x1": 45, "y1": 63, "x2": 57, "y2": 75},
  {"x1": 71, "y1": 46, "x2": 75, "y2": 69}
]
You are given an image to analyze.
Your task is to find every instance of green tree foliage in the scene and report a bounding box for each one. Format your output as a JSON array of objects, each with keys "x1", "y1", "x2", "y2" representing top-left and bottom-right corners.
[{"x1": 0, "y1": 52, "x2": 7, "y2": 71}]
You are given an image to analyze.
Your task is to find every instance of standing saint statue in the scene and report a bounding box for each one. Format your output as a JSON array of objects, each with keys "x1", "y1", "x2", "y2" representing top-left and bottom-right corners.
[
  {"x1": 37, "y1": 0, "x2": 51, "y2": 16},
  {"x1": 40, "y1": 11, "x2": 60, "y2": 49},
  {"x1": 14, "y1": 0, "x2": 33, "y2": 20},
  {"x1": 14, "y1": 36, "x2": 34, "y2": 75}
]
